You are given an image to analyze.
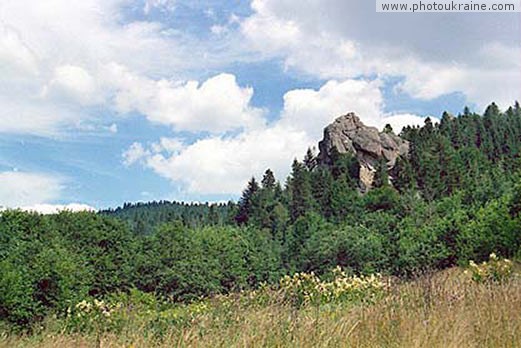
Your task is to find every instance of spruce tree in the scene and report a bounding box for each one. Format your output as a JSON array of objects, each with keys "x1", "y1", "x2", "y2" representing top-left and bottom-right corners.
[
  {"x1": 289, "y1": 159, "x2": 316, "y2": 221},
  {"x1": 261, "y1": 169, "x2": 276, "y2": 190},
  {"x1": 303, "y1": 147, "x2": 317, "y2": 171},
  {"x1": 235, "y1": 177, "x2": 260, "y2": 225},
  {"x1": 373, "y1": 158, "x2": 390, "y2": 188},
  {"x1": 383, "y1": 124, "x2": 394, "y2": 134}
]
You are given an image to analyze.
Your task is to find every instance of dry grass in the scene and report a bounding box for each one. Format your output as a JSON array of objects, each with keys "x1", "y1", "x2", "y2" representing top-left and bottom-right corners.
[{"x1": 2, "y1": 268, "x2": 521, "y2": 348}]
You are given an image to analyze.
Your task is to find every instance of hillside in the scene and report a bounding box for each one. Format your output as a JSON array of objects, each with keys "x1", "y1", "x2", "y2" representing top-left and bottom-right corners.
[
  {"x1": 1, "y1": 103, "x2": 521, "y2": 345},
  {"x1": 100, "y1": 201, "x2": 235, "y2": 234}
]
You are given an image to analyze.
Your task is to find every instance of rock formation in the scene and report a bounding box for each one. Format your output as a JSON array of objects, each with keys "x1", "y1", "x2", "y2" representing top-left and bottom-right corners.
[{"x1": 318, "y1": 112, "x2": 409, "y2": 190}]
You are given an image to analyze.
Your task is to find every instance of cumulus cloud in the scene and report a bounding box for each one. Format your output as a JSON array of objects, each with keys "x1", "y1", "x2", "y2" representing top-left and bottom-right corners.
[
  {"x1": 142, "y1": 125, "x2": 309, "y2": 194},
  {"x1": 0, "y1": 0, "x2": 161, "y2": 135},
  {"x1": 5, "y1": 0, "x2": 515, "y2": 202},
  {"x1": 125, "y1": 77, "x2": 431, "y2": 195},
  {"x1": 0, "y1": 23, "x2": 39, "y2": 77},
  {"x1": 43, "y1": 65, "x2": 102, "y2": 106},
  {"x1": 0, "y1": 171, "x2": 63, "y2": 207},
  {"x1": 278, "y1": 79, "x2": 383, "y2": 140},
  {"x1": 18, "y1": 203, "x2": 96, "y2": 215},
  {"x1": 241, "y1": 0, "x2": 521, "y2": 108},
  {"x1": 0, "y1": 0, "x2": 254, "y2": 136},
  {"x1": 0, "y1": 171, "x2": 96, "y2": 212},
  {"x1": 0, "y1": 96, "x2": 81, "y2": 136},
  {"x1": 107, "y1": 67, "x2": 265, "y2": 133}
]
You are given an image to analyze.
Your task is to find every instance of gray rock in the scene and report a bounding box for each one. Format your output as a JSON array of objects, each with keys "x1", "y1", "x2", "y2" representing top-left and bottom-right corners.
[{"x1": 318, "y1": 112, "x2": 409, "y2": 190}]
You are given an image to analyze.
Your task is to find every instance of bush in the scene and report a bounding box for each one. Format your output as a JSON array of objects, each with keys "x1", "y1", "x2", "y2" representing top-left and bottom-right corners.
[
  {"x1": 458, "y1": 199, "x2": 518, "y2": 261},
  {"x1": 466, "y1": 253, "x2": 514, "y2": 283},
  {"x1": 277, "y1": 267, "x2": 387, "y2": 307}
]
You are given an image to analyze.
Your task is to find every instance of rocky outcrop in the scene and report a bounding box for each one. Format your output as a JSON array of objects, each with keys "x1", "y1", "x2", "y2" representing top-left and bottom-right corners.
[{"x1": 318, "y1": 112, "x2": 409, "y2": 190}]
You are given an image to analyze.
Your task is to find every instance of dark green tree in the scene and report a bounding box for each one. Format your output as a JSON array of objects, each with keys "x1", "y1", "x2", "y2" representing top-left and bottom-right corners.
[{"x1": 235, "y1": 177, "x2": 260, "y2": 225}]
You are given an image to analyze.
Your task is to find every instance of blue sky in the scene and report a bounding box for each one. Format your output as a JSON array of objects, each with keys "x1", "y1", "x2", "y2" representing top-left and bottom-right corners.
[{"x1": 0, "y1": 0, "x2": 519, "y2": 212}]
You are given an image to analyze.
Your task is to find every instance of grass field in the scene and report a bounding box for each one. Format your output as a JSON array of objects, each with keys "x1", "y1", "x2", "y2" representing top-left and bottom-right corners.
[{"x1": 2, "y1": 267, "x2": 520, "y2": 348}]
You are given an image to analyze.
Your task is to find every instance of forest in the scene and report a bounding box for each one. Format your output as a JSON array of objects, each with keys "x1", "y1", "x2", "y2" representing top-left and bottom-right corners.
[{"x1": 1, "y1": 102, "x2": 521, "y2": 340}]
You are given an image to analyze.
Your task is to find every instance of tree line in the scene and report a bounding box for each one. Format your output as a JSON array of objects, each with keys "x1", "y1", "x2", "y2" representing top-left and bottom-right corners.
[{"x1": 1, "y1": 102, "x2": 521, "y2": 328}]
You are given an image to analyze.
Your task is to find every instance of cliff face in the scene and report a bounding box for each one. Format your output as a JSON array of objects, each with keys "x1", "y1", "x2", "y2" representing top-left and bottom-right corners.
[{"x1": 318, "y1": 112, "x2": 409, "y2": 190}]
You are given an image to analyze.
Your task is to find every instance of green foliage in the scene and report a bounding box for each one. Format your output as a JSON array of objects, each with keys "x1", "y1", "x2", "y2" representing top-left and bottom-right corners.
[
  {"x1": 288, "y1": 159, "x2": 317, "y2": 221},
  {"x1": 458, "y1": 198, "x2": 519, "y2": 262},
  {"x1": 235, "y1": 177, "x2": 260, "y2": 225},
  {"x1": 2, "y1": 102, "x2": 521, "y2": 332},
  {"x1": 0, "y1": 211, "x2": 91, "y2": 327},
  {"x1": 466, "y1": 253, "x2": 514, "y2": 283},
  {"x1": 276, "y1": 267, "x2": 387, "y2": 307},
  {"x1": 302, "y1": 223, "x2": 388, "y2": 275},
  {"x1": 101, "y1": 200, "x2": 234, "y2": 233}
]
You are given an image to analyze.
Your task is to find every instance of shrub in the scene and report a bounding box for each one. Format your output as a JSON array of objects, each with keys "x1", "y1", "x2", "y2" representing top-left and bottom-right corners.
[
  {"x1": 277, "y1": 267, "x2": 387, "y2": 307},
  {"x1": 65, "y1": 298, "x2": 121, "y2": 335},
  {"x1": 466, "y1": 253, "x2": 513, "y2": 283}
]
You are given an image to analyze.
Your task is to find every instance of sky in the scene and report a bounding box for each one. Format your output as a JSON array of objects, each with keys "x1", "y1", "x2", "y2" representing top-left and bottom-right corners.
[{"x1": 0, "y1": 0, "x2": 519, "y2": 212}]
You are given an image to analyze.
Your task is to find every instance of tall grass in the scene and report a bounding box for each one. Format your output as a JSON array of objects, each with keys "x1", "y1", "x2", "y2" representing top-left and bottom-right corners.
[{"x1": 2, "y1": 267, "x2": 520, "y2": 348}]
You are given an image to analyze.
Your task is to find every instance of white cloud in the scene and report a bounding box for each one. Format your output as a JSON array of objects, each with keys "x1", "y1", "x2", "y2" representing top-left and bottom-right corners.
[
  {"x1": 394, "y1": 46, "x2": 521, "y2": 107},
  {"x1": 142, "y1": 125, "x2": 309, "y2": 194},
  {"x1": 241, "y1": 2, "x2": 360, "y2": 78},
  {"x1": 108, "y1": 123, "x2": 118, "y2": 133},
  {"x1": 0, "y1": 23, "x2": 39, "y2": 77},
  {"x1": 0, "y1": 171, "x2": 63, "y2": 207},
  {"x1": 108, "y1": 67, "x2": 265, "y2": 133},
  {"x1": 211, "y1": 25, "x2": 228, "y2": 36},
  {"x1": 381, "y1": 113, "x2": 438, "y2": 133},
  {"x1": 0, "y1": 96, "x2": 80, "y2": 136},
  {"x1": 123, "y1": 142, "x2": 150, "y2": 166},
  {"x1": 278, "y1": 79, "x2": 383, "y2": 140},
  {"x1": 240, "y1": 0, "x2": 521, "y2": 108},
  {"x1": 43, "y1": 65, "x2": 101, "y2": 106},
  {"x1": 150, "y1": 137, "x2": 185, "y2": 154},
  {"x1": 144, "y1": 0, "x2": 177, "y2": 14},
  {"x1": 278, "y1": 78, "x2": 430, "y2": 137},
  {"x1": 0, "y1": 171, "x2": 95, "y2": 212},
  {"x1": 125, "y1": 77, "x2": 430, "y2": 195},
  {"x1": 19, "y1": 203, "x2": 96, "y2": 215},
  {"x1": 0, "y1": 0, "x2": 252, "y2": 136}
]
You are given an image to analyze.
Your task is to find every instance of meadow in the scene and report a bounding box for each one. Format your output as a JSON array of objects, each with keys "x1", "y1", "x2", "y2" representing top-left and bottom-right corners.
[{"x1": 2, "y1": 259, "x2": 520, "y2": 348}]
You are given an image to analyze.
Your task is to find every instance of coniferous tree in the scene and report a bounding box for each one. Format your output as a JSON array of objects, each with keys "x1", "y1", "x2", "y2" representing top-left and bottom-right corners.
[
  {"x1": 261, "y1": 169, "x2": 276, "y2": 190},
  {"x1": 235, "y1": 177, "x2": 260, "y2": 225},
  {"x1": 392, "y1": 156, "x2": 416, "y2": 192},
  {"x1": 303, "y1": 147, "x2": 317, "y2": 171},
  {"x1": 289, "y1": 159, "x2": 316, "y2": 222},
  {"x1": 208, "y1": 204, "x2": 219, "y2": 225},
  {"x1": 373, "y1": 158, "x2": 389, "y2": 188},
  {"x1": 383, "y1": 124, "x2": 394, "y2": 134},
  {"x1": 311, "y1": 167, "x2": 334, "y2": 218},
  {"x1": 250, "y1": 169, "x2": 278, "y2": 229}
]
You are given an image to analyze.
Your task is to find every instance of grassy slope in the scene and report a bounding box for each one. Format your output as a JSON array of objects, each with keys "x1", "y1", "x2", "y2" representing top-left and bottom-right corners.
[{"x1": 2, "y1": 268, "x2": 521, "y2": 348}]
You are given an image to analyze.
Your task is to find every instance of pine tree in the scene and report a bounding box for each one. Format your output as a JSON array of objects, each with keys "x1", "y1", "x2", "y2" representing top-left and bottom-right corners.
[
  {"x1": 289, "y1": 159, "x2": 316, "y2": 221},
  {"x1": 261, "y1": 169, "x2": 276, "y2": 190},
  {"x1": 419, "y1": 117, "x2": 435, "y2": 139},
  {"x1": 304, "y1": 147, "x2": 317, "y2": 171},
  {"x1": 250, "y1": 169, "x2": 278, "y2": 229},
  {"x1": 311, "y1": 167, "x2": 334, "y2": 218},
  {"x1": 373, "y1": 158, "x2": 389, "y2": 188},
  {"x1": 383, "y1": 124, "x2": 394, "y2": 134},
  {"x1": 235, "y1": 177, "x2": 260, "y2": 225},
  {"x1": 208, "y1": 204, "x2": 219, "y2": 225},
  {"x1": 392, "y1": 156, "x2": 416, "y2": 192}
]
